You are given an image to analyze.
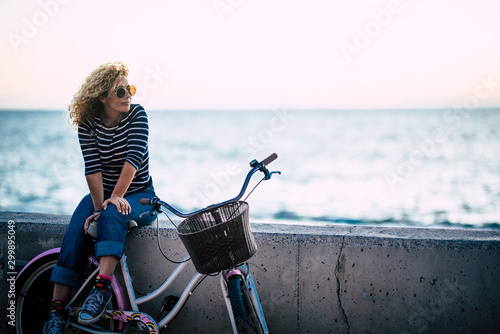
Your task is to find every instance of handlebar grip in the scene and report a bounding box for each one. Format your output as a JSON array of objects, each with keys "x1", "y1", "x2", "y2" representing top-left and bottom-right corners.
[
  {"x1": 262, "y1": 153, "x2": 278, "y2": 166},
  {"x1": 140, "y1": 198, "x2": 151, "y2": 205}
]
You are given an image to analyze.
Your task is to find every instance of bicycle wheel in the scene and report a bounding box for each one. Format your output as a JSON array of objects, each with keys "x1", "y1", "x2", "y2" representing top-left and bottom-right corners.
[
  {"x1": 15, "y1": 253, "x2": 58, "y2": 333},
  {"x1": 15, "y1": 252, "x2": 118, "y2": 334},
  {"x1": 227, "y1": 275, "x2": 264, "y2": 334}
]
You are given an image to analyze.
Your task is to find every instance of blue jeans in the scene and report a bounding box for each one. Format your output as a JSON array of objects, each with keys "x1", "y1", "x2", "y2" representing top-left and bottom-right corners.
[{"x1": 51, "y1": 185, "x2": 157, "y2": 288}]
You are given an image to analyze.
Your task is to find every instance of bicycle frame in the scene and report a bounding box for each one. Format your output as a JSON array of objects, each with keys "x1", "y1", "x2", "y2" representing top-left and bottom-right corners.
[
  {"x1": 63, "y1": 251, "x2": 265, "y2": 333},
  {"x1": 121, "y1": 253, "x2": 202, "y2": 330},
  {"x1": 65, "y1": 154, "x2": 278, "y2": 333}
]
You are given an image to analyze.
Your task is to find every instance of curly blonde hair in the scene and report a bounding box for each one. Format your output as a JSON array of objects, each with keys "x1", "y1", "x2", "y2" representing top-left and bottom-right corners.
[{"x1": 68, "y1": 62, "x2": 129, "y2": 128}]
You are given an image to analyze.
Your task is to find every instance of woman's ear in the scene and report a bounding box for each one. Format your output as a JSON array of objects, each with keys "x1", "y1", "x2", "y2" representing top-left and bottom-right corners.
[{"x1": 99, "y1": 93, "x2": 107, "y2": 103}]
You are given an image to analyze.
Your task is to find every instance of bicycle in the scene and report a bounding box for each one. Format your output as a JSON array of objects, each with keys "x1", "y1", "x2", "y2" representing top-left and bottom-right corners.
[{"x1": 14, "y1": 153, "x2": 281, "y2": 334}]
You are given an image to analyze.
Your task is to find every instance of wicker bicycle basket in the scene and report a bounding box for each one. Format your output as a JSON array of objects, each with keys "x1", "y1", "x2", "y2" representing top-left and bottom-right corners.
[{"x1": 177, "y1": 201, "x2": 257, "y2": 274}]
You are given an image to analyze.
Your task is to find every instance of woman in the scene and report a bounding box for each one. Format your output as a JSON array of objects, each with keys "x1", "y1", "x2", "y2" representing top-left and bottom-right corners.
[{"x1": 44, "y1": 62, "x2": 157, "y2": 334}]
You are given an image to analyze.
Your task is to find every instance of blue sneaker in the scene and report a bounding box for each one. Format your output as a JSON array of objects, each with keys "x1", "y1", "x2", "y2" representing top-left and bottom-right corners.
[
  {"x1": 78, "y1": 287, "x2": 112, "y2": 325},
  {"x1": 43, "y1": 312, "x2": 66, "y2": 334}
]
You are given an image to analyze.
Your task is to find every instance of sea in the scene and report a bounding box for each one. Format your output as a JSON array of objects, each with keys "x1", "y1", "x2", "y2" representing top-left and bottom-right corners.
[{"x1": 1, "y1": 108, "x2": 499, "y2": 229}]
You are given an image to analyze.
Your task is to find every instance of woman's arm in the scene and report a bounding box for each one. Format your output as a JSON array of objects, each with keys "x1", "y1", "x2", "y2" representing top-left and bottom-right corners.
[
  {"x1": 102, "y1": 161, "x2": 137, "y2": 214},
  {"x1": 83, "y1": 172, "x2": 104, "y2": 234},
  {"x1": 86, "y1": 172, "x2": 104, "y2": 211}
]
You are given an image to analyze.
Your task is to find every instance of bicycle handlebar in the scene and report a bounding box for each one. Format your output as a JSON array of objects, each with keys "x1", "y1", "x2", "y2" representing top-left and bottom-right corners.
[
  {"x1": 139, "y1": 153, "x2": 280, "y2": 218},
  {"x1": 139, "y1": 198, "x2": 151, "y2": 205},
  {"x1": 262, "y1": 153, "x2": 277, "y2": 166}
]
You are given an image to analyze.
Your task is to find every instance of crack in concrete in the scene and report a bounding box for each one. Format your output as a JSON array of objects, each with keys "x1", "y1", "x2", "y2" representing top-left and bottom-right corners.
[
  {"x1": 297, "y1": 241, "x2": 301, "y2": 333},
  {"x1": 335, "y1": 231, "x2": 351, "y2": 333}
]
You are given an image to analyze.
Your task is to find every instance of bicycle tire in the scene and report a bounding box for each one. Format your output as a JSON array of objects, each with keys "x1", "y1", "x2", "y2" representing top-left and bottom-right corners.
[
  {"x1": 227, "y1": 275, "x2": 264, "y2": 334},
  {"x1": 14, "y1": 252, "x2": 118, "y2": 334}
]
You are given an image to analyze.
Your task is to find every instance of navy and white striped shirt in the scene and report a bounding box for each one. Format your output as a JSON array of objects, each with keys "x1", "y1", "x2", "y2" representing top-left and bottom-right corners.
[{"x1": 78, "y1": 104, "x2": 152, "y2": 196}]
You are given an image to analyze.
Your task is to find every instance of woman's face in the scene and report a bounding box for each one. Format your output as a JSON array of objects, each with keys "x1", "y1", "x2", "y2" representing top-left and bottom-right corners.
[{"x1": 100, "y1": 75, "x2": 132, "y2": 115}]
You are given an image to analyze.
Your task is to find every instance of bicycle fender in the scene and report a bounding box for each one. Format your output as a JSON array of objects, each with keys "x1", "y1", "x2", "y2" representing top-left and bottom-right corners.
[{"x1": 16, "y1": 247, "x2": 61, "y2": 280}]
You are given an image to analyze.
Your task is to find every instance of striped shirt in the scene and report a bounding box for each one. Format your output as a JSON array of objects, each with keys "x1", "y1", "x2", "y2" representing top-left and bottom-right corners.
[{"x1": 78, "y1": 104, "x2": 152, "y2": 196}]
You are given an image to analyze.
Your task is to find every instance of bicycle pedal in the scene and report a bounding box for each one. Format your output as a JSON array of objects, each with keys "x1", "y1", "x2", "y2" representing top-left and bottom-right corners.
[{"x1": 162, "y1": 295, "x2": 180, "y2": 313}]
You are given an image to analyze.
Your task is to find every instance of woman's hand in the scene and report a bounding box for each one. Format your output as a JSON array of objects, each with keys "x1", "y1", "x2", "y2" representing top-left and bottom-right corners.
[
  {"x1": 84, "y1": 212, "x2": 100, "y2": 234},
  {"x1": 103, "y1": 195, "x2": 131, "y2": 215}
]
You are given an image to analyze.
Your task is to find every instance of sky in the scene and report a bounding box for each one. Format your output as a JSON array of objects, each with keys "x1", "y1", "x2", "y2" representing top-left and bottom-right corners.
[{"x1": 1, "y1": 0, "x2": 499, "y2": 111}]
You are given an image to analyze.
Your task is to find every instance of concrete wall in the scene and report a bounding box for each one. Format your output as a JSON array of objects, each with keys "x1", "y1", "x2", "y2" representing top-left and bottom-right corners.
[{"x1": 1, "y1": 212, "x2": 500, "y2": 333}]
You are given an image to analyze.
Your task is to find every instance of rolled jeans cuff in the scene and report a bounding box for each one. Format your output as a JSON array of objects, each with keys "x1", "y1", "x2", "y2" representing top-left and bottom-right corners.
[
  {"x1": 51, "y1": 265, "x2": 81, "y2": 288},
  {"x1": 95, "y1": 240, "x2": 125, "y2": 259}
]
